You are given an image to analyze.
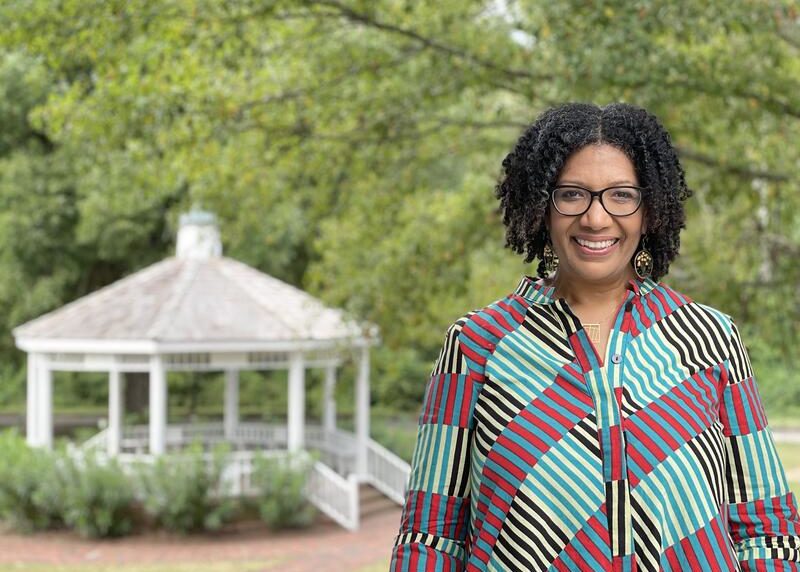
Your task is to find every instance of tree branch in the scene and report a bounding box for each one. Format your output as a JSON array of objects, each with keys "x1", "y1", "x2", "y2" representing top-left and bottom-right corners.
[
  {"x1": 233, "y1": 45, "x2": 424, "y2": 117},
  {"x1": 676, "y1": 146, "x2": 792, "y2": 182},
  {"x1": 775, "y1": 7, "x2": 800, "y2": 50},
  {"x1": 300, "y1": 0, "x2": 549, "y2": 83}
]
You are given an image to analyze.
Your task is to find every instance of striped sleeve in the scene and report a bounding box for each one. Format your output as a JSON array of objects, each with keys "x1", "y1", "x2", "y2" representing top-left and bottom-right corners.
[
  {"x1": 722, "y1": 319, "x2": 800, "y2": 569},
  {"x1": 390, "y1": 317, "x2": 476, "y2": 571}
]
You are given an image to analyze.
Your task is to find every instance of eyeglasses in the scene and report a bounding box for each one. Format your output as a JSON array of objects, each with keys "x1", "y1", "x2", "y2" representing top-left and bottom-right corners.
[{"x1": 550, "y1": 185, "x2": 645, "y2": 217}]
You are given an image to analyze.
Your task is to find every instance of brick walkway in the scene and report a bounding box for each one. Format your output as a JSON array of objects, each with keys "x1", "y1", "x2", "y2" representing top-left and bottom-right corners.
[{"x1": 0, "y1": 506, "x2": 402, "y2": 571}]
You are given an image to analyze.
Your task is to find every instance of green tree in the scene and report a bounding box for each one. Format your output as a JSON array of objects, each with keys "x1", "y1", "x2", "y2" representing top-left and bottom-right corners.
[{"x1": 0, "y1": 0, "x2": 797, "y2": 411}]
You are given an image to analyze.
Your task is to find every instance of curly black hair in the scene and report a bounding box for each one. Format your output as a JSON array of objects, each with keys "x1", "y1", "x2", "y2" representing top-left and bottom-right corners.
[{"x1": 495, "y1": 102, "x2": 692, "y2": 281}]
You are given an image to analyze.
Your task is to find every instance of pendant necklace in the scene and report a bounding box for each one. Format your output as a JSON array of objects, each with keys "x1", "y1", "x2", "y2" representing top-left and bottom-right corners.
[
  {"x1": 584, "y1": 318, "x2": 610, "y2": 345},
  {"x1": 562, "y1": 295, "x2": 627, "y2": 345},
  {"x1": 582, "y1": 296, "x2": 628, "y2": 344},
  {"x1": 549, "y1": 278, "x2": 628, "y2": 344}
]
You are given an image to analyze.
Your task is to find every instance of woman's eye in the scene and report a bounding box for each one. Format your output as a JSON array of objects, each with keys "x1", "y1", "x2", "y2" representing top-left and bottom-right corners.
[
  {"x1": 610, "y1": 188, "x2": 636, "y2": 201},
  {"x1": 558, "y1": 189, "x2": 584, "y2": 200}
]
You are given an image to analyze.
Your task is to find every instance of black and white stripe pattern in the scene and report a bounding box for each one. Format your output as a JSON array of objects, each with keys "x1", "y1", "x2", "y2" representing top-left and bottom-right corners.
[
  {"x1": 431, "y1": 313, "x2": 473, "y2": 376},
  {"x1": 631, "y1": 494, "x2": 662, "y2": 570},
  {"x1": 606, "y1": 479, "x2": 631, "y2": 557}
]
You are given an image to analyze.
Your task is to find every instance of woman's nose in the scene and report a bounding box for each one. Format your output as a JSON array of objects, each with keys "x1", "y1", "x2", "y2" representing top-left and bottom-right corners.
[{"x1": 580, "y1": 196, "x2": 612, "y2": 228}]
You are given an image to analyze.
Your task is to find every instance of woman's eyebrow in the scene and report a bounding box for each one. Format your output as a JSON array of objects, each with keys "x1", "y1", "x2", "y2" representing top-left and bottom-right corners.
[{"x1": 556, "y1": 179, "x2": 638, "y2": 187}]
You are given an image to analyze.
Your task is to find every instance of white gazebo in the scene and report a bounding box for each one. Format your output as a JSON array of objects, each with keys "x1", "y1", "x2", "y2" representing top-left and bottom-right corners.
[{"x1": 12, "y1": 210, "x2": 409, "y2": 530}]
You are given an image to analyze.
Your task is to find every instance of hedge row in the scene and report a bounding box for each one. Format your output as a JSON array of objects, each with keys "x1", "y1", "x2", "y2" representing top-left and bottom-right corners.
[{"x1": 0, "y1": 430, "x2": 316, "y2": 537}]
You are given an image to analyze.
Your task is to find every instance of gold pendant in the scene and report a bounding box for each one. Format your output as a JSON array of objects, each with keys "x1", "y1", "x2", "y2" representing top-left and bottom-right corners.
[{"x1": 584, "y1": 323, "x2": 600, "y2": 344}]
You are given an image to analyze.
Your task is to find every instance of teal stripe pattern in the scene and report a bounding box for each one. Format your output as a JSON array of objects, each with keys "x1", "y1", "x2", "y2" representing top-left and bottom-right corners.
[{"x1": 391, "y1": 276, "x2": 800, "y2": 571}]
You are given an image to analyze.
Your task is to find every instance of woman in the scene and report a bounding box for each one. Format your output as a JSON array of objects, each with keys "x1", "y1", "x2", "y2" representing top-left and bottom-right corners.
[{"x1": 390, "y1": 103, "x2": 800, "y2": 571}]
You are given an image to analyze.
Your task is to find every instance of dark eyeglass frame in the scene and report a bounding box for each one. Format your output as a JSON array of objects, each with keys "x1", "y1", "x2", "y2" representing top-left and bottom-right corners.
[{"x1": 550, "y1": 184, "x2": 646, "y2": 217}]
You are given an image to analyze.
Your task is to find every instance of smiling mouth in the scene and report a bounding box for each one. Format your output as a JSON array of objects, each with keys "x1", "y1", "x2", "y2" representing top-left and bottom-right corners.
[{"x1": 573, "y1": 237, "x2": 620, "y2": 251}]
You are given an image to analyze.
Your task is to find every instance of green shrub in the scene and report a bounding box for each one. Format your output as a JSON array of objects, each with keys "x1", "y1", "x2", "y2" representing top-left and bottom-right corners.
[
  {"x1": 752, "y1": 360, "x2": 798, "y2": 418},
  {"x1": 369, "y1": 410, "x2": 419, "y2": 463},
  {"x1": 60, "y1": 452, "x2": 136, "y2": 538},
  {"x1": 251, "y1": 452, "x2": 316, "y2": 529},
  {"x1": 138, "y1": 443, "x2": 236, "y2": 533},
  {"x1": 0, "y1": 430, "x2": 63, "y2": 531},
  {"x1": 30, "y1": 448, "x2": 72, "y2": 528}
]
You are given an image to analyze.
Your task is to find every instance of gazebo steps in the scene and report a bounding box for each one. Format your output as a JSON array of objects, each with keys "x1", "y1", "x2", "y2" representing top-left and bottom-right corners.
[
  {"x1": 359, "y1": 483, "x2": 400, "y2": 518},
  {"x1": 315, "y1": 483, "x2": 399, "y2": 527}
]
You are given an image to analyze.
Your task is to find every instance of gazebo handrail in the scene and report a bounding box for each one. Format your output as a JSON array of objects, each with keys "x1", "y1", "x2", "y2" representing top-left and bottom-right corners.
[
  {"x1": 365, "y1": 439, "x2": 411, "y2": 505},
  {"x1": 307, "y1": 461, "x2": 359, "y2": 531},
  {"x1": 82, "y1": 428, "x2": 109, "y2": 451},
  {"x1": 115, "y1": 422, "x2": 358, "y2": 455}
]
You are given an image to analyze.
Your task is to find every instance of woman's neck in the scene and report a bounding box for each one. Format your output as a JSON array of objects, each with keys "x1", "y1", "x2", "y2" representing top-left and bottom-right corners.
[{"x1": 548, "y1": 270, "x2": 634, "y2": 308}]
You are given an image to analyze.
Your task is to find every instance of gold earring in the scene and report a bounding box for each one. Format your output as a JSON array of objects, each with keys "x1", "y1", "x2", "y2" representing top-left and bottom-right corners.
[
  {"x1": 543, "y1": 240, "x2": 559, "y2": 276},
  {"x1": 633, "y1": 236, "x2": 653, "y2": 279}
]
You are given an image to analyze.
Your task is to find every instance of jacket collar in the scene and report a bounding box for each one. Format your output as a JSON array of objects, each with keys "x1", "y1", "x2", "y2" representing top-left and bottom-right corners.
[{"x1": 514, "y1": 274, "x2": 658, "y2": 305}]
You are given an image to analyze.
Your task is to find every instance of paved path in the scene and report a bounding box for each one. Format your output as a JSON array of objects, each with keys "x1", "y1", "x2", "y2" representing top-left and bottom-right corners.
[
  {"x1": 0, "y1": 507, "x2": 402, "y2": 571},
  {"x1": 773, "y1": 428, "x2": 800, "y2": 443}
]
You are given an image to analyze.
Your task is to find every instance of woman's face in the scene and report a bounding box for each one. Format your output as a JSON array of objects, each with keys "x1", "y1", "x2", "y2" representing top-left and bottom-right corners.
[{"x1": 546, "y1": 144, "x2": 647, "y2": 286}]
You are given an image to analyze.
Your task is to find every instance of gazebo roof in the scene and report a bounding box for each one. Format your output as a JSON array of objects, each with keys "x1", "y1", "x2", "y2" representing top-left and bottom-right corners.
[{"x1": 13, "y1": 256, "x2": 372, "y2": 348}]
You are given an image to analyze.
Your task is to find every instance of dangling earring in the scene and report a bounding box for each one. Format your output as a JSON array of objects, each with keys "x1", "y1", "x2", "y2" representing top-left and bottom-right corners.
[
  {"x1": 633, "y1": 235, "x2": 653, "y2": 279},
  {"x1": 543, "y1": 238, "x2": 559, "y2": 276}
]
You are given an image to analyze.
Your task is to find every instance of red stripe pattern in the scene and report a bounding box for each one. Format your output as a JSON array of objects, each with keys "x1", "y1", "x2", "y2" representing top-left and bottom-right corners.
[{"x1": 390, "y1": 276, "x2": 800, "y2": 571}]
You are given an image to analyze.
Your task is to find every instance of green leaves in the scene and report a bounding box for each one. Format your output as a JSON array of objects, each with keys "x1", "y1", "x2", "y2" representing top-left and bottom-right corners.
[
  {"x1": 0, "y1": 0, "x2": 797, "y2": 409},
  {"x1": 138, "y1": 442, "x2": 236, "y2": 533},
  {"x1": 61, "y1": 452, "x2": 136, "y2": 538},
  {"x1": 251, "y1": 451, "x2": 316, "y2": 529}
]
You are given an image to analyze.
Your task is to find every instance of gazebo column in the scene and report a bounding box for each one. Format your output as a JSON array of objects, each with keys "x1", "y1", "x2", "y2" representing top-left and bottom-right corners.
[
  {"x1": 25, "y1": 353, "x2": 52, "y2": 448},
  {"x1": 35, "y1": 355, "x2": 53, "y2": 449},
  {"x1": 107, "y1": 368, "x2": 124, "y2": 456},
  {"x1": 355, "y1": 346, "x2": 370, "y2": 475},
  {"x1": 287, "y1": 352, "x2": 305, "y2": 451},
  {"x1": 224, "y1": 369, "x2": 239, "y2": 440},
  {"x1": 26, "y1": 353, "x2": 39, "y2": 446},
  {"x1": 322, "y1": 364, "x2": 337, "y2": 433},
  {"x1": 149, "y1": 355, "x2": 167, "y2": 455}
]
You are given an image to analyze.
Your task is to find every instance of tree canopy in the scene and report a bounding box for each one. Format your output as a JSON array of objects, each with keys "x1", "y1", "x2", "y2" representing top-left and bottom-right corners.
[{"x1": 0, "y1": 0, "x2": 798, "y2": 408}]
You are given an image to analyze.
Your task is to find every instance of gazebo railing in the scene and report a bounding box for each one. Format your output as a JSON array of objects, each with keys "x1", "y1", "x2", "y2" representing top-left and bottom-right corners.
[
  {"x1": 113, "y1": 444, "x2": 359, "y2": 530},
  {"x1": 81, "y1": 429, "x2": 109, "y2": 451},
  {"x1": 307, "y1": 461, "x2": 359, "y2": 531},
  {"x1": 365, "y1": 439, "x2": 410, "y2": 505},
  {"x1": 85, "y1": 422, "x2": 408, "y2": 499},
  {"x1": 113, "y1": 423, "x2": 341, "y2": 452},
  {"x1": 79, "y1": 421, "x2": 409, "y2": 531},
  {"x1": 114, "y1": 449, "x2": 275, "y2": 498}
]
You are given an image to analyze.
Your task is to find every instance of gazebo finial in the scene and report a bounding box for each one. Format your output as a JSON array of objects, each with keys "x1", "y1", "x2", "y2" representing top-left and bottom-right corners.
[{"x1": 176, "y1": 207, "x2": 222, "y2": 259}]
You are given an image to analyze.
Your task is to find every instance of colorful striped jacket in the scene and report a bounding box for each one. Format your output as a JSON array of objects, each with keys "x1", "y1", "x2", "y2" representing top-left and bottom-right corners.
[{"x1": 391, "y1": 275, "x2": 800, "y2": 571}]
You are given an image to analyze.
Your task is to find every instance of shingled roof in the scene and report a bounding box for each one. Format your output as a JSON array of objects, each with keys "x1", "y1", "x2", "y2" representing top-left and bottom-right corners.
[
  {"x1": 13, "y1": 211, "x2": 373, "y2": 350},
  {"x1": 13, "y1": 257, "x2": 367, "y2": 344}
]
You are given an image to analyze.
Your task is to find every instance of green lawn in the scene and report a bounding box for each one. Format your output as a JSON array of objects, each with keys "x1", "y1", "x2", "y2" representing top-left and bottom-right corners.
[
  {"x1": 356, "y1": 563, "x2": 390, "y2": 572},
  {"x1": 0, "y1": 562, "x2": 386, "y2": 572},
  {"x1": 0, "y1": 564, "x2": 273, "y2": 572},
  {"x1": 775, "y1": 442, "x2": 800, "y2": 495},
  {"x1": 775, "y1": 442, "x2": 800, "y2": 468}
]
